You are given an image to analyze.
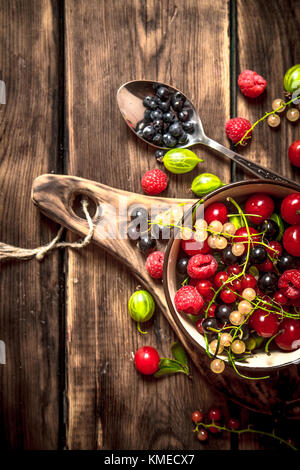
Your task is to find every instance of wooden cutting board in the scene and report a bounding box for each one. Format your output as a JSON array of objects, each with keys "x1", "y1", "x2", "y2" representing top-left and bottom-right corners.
[{"x1": 32, "y1": 173, "x2": 300, "y2": 419}]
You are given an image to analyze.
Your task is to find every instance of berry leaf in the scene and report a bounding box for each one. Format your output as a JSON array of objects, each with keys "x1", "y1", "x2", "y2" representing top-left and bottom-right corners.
[
  {"x1": 154, "y1": 358, "x2": 187, "y2": 378},
  {"x1": 171, "y1": 341, "x2": 188, "y2": 367}
]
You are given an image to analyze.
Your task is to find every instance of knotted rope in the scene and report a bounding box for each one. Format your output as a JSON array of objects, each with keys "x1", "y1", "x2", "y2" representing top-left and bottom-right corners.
[{"x1": 0, "y1": 199, "x2": 94, "y2": 262}]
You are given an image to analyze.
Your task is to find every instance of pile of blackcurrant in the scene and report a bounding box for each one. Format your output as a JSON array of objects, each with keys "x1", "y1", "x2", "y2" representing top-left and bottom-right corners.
[
  {"x1": 174, "y1": 192, "x2": 300, "y2": 377},
  {"x1": 136, "y1": 83, "x2": 196, "y2": 154}
]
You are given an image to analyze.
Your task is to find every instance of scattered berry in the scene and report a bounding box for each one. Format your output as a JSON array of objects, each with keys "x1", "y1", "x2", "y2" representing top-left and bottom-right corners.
[
  {"x1": 267, "y1": 114, "x2": 281, "y2": 128},
  {"x1": 208, "y1": 408, "x2": 222, "y2": 422},
  {"x1": 286, "y1": 108, "x2": 300, "y2": 122},
  {"x1": 228, "y1": 418, "x2": 240, "y2": 430},
  {"x1": 145, "y1": 251, "x2": 165, "y2": 279},
  {"x1": 134, "y1": 346, "x2": 160, "y2": 375},
  {"x1": 238, "y1": 69, "x2": 267, "y2": 98},
  {"x1": 225, "y1": 117, "x2": 252, "y2": 144},
  {"x1": 192, "y1": 410, "x2": 204, "y2": 423},
  {"x1": 141, "y1": 169, "x2": 168, "y2": 195},
  {"x1": 288, "y1": 141, "x2": 300, "y2": 168},
  {"x1": 197, "y1": 429, "x2": 208, "y2": 441}
]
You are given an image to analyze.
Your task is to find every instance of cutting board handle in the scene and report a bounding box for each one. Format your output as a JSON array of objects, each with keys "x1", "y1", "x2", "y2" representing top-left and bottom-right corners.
[{"x1": 32, "y1": 173, "x2": 194, "y2": 316}]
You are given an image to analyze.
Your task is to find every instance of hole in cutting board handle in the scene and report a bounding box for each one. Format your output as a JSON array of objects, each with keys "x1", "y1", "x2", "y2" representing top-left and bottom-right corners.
[{"x1": 70, "y1": 192, "x2": 98, "y2": 220}]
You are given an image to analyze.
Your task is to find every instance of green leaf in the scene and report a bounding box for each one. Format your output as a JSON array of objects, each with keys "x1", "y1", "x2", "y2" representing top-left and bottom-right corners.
[
  {"x1": 171, "y1": 342, "x2": 188, "y2": 367},
  {"x1": 154, "y1": 358, "x2": 187, "y2": 378}
]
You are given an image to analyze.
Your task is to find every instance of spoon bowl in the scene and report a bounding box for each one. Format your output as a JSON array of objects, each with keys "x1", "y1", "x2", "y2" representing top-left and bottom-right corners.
[
  {"x1": 117, "y1": 80, "x2": 205, "y2": 149},
  {"x1": 117, "y1": 79, "x2": 300, "y2": 189}
]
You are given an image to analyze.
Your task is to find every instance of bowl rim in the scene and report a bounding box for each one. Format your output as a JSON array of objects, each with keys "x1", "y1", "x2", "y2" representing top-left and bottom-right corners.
[{"x1": 163, "y1": 178, "x2": 300, "y2": 372}]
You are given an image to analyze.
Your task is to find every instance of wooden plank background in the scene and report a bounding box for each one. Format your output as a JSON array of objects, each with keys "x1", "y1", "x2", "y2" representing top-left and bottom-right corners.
[{"x1": 0, "y1": 0, "x2": 299, "y2": 450}]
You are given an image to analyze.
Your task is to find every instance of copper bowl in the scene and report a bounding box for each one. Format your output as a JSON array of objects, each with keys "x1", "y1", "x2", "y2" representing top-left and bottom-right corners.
[{"x1": 164, "y1": 180, "x2": 300, "y2": 371}]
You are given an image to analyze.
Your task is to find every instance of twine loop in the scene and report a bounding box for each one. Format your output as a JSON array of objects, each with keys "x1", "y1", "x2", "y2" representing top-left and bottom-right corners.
[{"x1": 0, "y1": 199, "x2": 95, "y2": 262}]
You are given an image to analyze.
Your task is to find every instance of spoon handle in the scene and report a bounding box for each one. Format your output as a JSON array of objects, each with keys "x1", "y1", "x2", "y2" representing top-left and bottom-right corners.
[{"x1": 204, "y1": 137, "x2": 300, "y2": 189}]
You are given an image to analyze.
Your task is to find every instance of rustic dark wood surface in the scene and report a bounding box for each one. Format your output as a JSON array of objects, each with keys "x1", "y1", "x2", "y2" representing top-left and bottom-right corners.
[{"x1": 0, "y1": 0, "x2": 299, "y2": 450}]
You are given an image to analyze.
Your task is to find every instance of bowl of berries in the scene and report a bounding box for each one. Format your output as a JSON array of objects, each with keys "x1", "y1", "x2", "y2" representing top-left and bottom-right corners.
[{"x1": 164, "y1": 180, "x2": 300, "y2": 378}]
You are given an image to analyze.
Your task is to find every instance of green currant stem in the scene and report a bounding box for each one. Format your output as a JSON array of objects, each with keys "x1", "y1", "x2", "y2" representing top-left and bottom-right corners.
[
  {"x1": 235, "y1": 95, "x2": 300, "y2": 146},
  {"x1": 228, "y1": 349, "x2": 270, "y2": 380},
  {"x1": 137, "y1": 322, "x2": 148, "y2": 335},
  {"x1": 264, "y1": 330, "x2": 283, "y2": 354},
  {"x1": 194, "y1": 422, "x2": 297, "y2": 451}
]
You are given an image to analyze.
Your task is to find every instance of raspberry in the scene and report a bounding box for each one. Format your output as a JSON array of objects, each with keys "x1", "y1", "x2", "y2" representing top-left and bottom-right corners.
[
  {"x1": 145, "y1": 251, "x2": 165, "y2": 279},
  {"x1": 141, "y1": 169, "x2": 168, "y2": 195},
  {"x1": 225, "y1": 117, "x2": 252, "y2": 144},
  {"x1": 278, "y1": 269, "x2": 300, "y2": 300},
  {"x1": 174, "y1": 285, "x2": 204, "y2": 315},
  {"x1": 238, "y1": 69, "x2": 267, "y2": 98},
  {"x1": 187, "y1": 254, "x2": 218, "y2": 279}
]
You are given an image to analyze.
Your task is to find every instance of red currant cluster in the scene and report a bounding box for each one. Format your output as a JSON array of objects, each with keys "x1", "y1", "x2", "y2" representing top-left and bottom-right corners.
[
  {"x1": 192, "y1": 407, "x2": 239, "y2": 442},
  {"x1": 191, "y1": 406, "x2": 297, "y2": 450},
  {"x1": 174, "y1": 193, "x2": 300, "y2": 376}
]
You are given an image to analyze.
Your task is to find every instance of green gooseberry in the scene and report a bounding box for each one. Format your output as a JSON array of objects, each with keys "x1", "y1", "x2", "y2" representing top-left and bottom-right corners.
[
  {"x1": 163, "y1": 149, "x2": 203, "y2": 174},
  {"x1": 283, "y1": 64, "x2": 300, "y2": 94},
  {"x1": 246, "y1": 337, "x2": 256, "y2": 351},
  {"x1": 270, "y1": 213, "x2": 285, "y2": 241},
  {"x1": 191, "y1": 173, "x2": 224, "y2": 196},
  {"x1": 252, "y1": 333, "x2": 265, "y2": 349},
  {"x1": 128, "y1": 290, "x2": 155, "y2": 334}
]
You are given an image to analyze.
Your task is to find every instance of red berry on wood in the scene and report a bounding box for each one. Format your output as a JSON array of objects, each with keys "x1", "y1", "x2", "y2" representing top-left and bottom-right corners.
[
  {"x1": 192, "y1": 410, "x2": 204, "y2": 423},
  {"x1": 134, "y1": 346, "x2": 160, "y2": 375},
  {"x1": 208, "y1": 407, "x2": 222, "y2": 422}
]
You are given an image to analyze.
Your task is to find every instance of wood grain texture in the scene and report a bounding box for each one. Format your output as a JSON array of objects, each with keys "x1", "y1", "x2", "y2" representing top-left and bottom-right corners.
[
  {"x1": 0, "y1": 0, "x2": 61, "y2": 448},
  {"x1": 64, "y1": 0, "x2": 231, "y2": 450}
]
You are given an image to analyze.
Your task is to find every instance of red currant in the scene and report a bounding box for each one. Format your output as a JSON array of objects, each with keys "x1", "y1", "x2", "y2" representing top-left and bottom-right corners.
[
  {"x1": 230, "y1": 279, "x2": 242, "y2": 291},
  {"x1": 214, "y1": 271, "x2": 229, "y2": 288},
  {"x1": 196, "y1": 280, "x2": 213, "y2": 300},
  {"x1": 228, "y1": 418, "x2": 240, "y2": 430},
  {"x1": 245, "y1": 193, "x2": 275, "y2": 225},
  {"x1": 220, "y1": 288, "x2": 237, "y2": 304},
  {"x1": 274, "y1": 291, "x2": 288, "y2": 305},
  {"x1": 134, "y1": 346, "x2": 160, "y2": 375},
  {"x1": 197, "y1": 428, "x2": 209, "y2": 441},
  {"x1": 227, "y1": 264, "x2": 242, "y2": 275},
  {"x1": 207, "y1": 304, "x2": 216, "y2": 317},
  {"x1": 192, "y1": 410, "x2": 204, "y2": 423},
  {"x1": 288, "y1": 140, "x2": 300, "y2": 167},
  {"x1": 281, "y1": 193, "x2": 300, "y2": 225},
  {"x1": 266, "y1": 240, "x2": 282, "y2": 257},
  {"x1": 256, "y1": 259, "x2": 274, "y2": 272},
  {"x1": 241, "y1": 274, "x2": 257, "y2": 290},
  {"x1": 209, "y1": 423, "x2": 221, "y2": 434},
  {"x1": 283, "y1": 225, "x2": 300, "y2": 257},
  {"x1": 208, "y1": 407, "x2": 222, "y2": 421},
  {"x1": 250, "y1": 309, "x2": 279, "y2": 338},
  {"x1": 204, "y1": 202, "x2": 228, "y2": 225},
  {"x1": 235, "y1": 227, "x2": 260, "y2": 244},
  {"x1": 274, "y1": 318, "x2": 300, "y2": 351},
  {"x1": 195, "y1": 317, "x2": 204, "y2": 334}
]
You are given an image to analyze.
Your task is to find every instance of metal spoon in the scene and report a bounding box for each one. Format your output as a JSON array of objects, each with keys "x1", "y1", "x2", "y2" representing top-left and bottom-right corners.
[{"x1": 117, "y1": 79, "x2": 298, "y2": 187}]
